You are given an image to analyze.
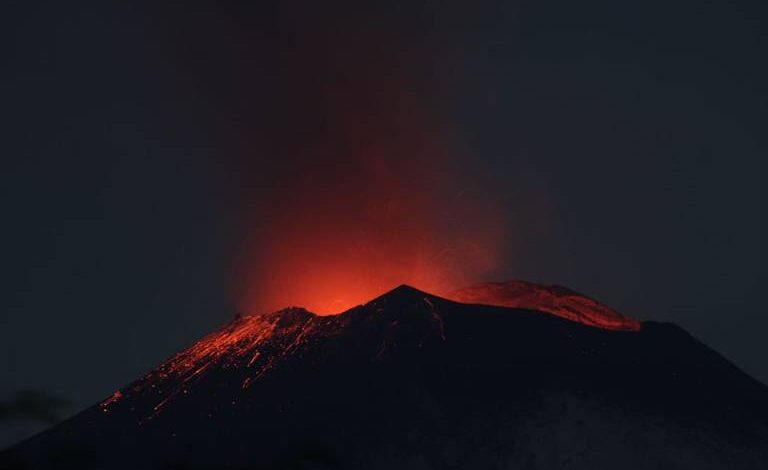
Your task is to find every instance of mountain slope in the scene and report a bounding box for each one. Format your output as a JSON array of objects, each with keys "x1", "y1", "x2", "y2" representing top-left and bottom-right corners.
[{"x1": 3, "y1": 283, "x2": 768, "y2": 469}]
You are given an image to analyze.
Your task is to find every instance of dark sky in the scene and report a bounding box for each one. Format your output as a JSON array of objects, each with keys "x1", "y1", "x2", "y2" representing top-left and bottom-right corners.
[{"x1": 2, "y1": 0, "x2": 767, "y2": 446}]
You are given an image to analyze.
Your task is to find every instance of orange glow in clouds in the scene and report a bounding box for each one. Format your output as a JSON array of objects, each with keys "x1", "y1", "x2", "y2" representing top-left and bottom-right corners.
[
  {"x1": 231, "y1": 28, "x2": 506, "y2": 315},
  {"x1": 234, "y1": 141, "x2": 506, "y2": 315}
]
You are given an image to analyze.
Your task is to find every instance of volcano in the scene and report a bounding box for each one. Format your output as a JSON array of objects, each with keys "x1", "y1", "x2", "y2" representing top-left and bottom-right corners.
[{"x1": 3, "y1": 282, "x2": 768, "y2": 469}]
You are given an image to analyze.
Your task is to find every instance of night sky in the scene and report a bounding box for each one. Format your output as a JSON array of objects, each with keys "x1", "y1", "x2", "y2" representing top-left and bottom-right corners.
[{"x1": 2, "y1": 0, "x2": 768, "y2": 446}]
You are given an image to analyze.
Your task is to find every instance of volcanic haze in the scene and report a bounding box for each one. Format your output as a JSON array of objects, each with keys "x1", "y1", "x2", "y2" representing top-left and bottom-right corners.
[{"x1": 226, "y1": 26, "x2": 509, "y2": 316}]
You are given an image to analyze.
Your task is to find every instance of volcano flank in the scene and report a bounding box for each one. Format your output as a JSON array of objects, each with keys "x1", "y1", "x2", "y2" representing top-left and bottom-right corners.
[{"x1": 4, "y1": 282, "x2": 768, "y2": 469}]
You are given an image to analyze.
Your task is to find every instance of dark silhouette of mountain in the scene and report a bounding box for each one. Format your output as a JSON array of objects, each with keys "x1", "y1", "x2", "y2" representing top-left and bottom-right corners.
[{"x1": 3, "y1": 283, "x2": 768, "y2": 469}]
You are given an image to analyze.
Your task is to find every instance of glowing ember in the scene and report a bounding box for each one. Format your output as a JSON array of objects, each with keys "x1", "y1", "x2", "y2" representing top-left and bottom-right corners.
[
  {"x1": 100, "y1": 390, "x2": 123, "y2": 412},
  {"x1": 104, "y1": 308, "x2": 348, "y2": 420}
]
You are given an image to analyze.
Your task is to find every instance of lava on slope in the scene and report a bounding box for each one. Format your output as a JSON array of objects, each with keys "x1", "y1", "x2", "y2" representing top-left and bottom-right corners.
[
  {"x1": 99, "y1": 307, "x2": 350, "y2": 418},
  {"x1": 446, "y1": 280, "x2": 641, "y2": 331},
  {"x1": 101, "y1": 281, "x2": 640, "y2": 420}
]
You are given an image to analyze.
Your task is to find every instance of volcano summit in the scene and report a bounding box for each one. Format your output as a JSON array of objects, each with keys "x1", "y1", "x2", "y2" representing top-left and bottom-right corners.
[{"x1": 3, "y1": 282, "x2": 768, "y2": 469}]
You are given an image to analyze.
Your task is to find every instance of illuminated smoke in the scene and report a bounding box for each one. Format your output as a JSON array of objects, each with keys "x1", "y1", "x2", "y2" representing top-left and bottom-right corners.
[{"x1": 229, "y1": 26, "x2": 506, "y2": 314}]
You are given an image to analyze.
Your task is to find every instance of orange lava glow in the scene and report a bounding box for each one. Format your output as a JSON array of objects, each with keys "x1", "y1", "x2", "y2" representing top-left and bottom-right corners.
[
  {"x1": 447, "y1": 281, "x2": 642, "y2": 331},
  {"x1": 234, "y1": 161, "x2": 505, "y2": 315},
  {"x1": 230, "y1": 27, "x2": 505, "y2": 315}
]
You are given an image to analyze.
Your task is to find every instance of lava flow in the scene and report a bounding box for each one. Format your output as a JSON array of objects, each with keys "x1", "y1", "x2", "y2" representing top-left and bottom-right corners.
[
  {"x1": 446, "y1": 280, "x2": 641, "y2": 331},
  {"x1": 100, "y1": 307, "x2": 334, "y2": 417}
]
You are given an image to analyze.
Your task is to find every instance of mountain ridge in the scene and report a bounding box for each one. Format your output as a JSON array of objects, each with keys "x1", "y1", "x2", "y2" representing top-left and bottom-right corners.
[
  {"x1": 446, "y1": 280, "x2": 642, "y2": 331},
  {"x1": 4, "y1": 281, "x2": 768, "y2": 469}
]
